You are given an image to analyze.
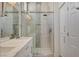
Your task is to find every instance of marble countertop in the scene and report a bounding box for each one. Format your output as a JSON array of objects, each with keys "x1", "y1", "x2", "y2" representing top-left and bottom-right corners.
[
  {"x1": 0, "y1": 37, "x2": 32, "y2": 57},
  {"x1": 0, "y1": 37, "x2": 10, "y2": 43}
]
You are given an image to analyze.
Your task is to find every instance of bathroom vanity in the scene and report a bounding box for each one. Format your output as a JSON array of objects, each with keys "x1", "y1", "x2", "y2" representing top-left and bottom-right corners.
[{"x1": 0, "y1": 37, "x2": 32, "y2": 57}]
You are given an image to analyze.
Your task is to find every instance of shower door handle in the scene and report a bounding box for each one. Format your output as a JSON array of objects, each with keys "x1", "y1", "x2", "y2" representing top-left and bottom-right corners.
[
  {"x1": 64, "y1": 37, "x2": 65, "y2": 43},
  {"x1": 67, "y1": 32, "x2": 69, "y2": 36},
  {"x1": 76, "y1": 7, "x2": 79, "y2": 10}
]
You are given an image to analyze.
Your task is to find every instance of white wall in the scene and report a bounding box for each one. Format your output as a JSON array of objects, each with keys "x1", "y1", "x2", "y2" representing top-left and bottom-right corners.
[
  {"x1": 54, "y1": 10, "x2": 60, "y2": 57},
  {"x1": 53, "y1": 2, "x2": 60, "y2": 56}
]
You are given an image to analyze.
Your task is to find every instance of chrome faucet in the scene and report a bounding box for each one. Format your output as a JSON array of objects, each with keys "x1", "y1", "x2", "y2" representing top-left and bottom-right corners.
[
  {"x1": 10, "y1": 34, "x2": 15, "y2": 39},
  {"x1": 10, "y1": 33, "x2": 20, "y2": 39}
]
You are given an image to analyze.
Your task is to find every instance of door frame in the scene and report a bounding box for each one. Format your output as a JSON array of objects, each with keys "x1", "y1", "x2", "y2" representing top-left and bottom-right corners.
[
  {"x1": 58, "y1": 2, "x2": 70, "y2": 57},
  {"x1": 58, "y1": 2, "x2": 66, "y2": 57}
]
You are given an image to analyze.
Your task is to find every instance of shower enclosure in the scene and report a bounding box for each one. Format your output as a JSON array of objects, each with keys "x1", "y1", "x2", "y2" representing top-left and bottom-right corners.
[{"x1": 20, "y1": 2, "x2": 54, "y2": 56}]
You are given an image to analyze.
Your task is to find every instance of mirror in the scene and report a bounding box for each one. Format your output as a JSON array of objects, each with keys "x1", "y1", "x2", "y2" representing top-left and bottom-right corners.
[
  {"x1": 0, "y1": 2, "x2": 33, "y2": 40},
  {"x1": 0, "y1": 2, "x2": 19, "y2": 39}
]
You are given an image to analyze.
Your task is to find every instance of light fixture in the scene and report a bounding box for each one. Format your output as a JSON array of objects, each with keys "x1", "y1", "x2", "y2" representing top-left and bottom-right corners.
[
  {"x1": 24, "y1": 2, "x2": 32, "y2": 23},
  {"x1": 24, "y1": 2, "x2": 27, "y2": 11},
  {"x1": 8, "y1": 2, "x2": 16, "y2": 8}
]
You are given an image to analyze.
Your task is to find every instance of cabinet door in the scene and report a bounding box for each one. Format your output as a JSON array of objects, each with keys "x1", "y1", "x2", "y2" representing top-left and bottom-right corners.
[
  {"x1": 15, "y1": 41, "x2": 32, "y2": 57},
  {"x1": 15, "y1": 46, "x2": 29, "y2": 57}
]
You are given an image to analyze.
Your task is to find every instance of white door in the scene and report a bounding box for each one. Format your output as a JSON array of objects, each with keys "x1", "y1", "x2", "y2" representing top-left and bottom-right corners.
[{"x1": 65, "y1": 2, "x2": 79, "y2": 57}]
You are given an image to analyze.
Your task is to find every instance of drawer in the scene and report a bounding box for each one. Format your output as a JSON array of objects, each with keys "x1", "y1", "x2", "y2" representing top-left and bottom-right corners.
[{"x1": 14, "y1": 47, "x2": 29, "y2": 57}]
